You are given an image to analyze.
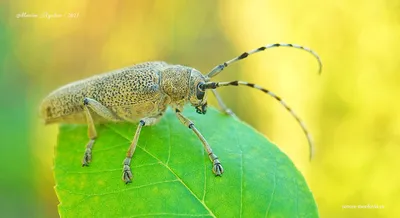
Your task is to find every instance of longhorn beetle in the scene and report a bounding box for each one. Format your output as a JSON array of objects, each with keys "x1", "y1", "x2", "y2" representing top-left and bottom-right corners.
[{"x1": 41, "y1": 43, "x2": 322, "y2": 184}]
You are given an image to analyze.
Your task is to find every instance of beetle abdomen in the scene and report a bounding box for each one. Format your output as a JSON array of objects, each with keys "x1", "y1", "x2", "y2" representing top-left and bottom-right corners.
[
  {"x1": 40, "y1": 80, "x2": 89, "y2": 124},
  {"x1": 41, "y1": 62, "x2": 166, "y2": 124}
]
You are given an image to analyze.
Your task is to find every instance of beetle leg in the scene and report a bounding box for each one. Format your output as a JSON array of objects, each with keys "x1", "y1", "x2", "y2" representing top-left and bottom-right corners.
[
  {"x1": 122, "y1": 120, "x2": 144, "y2": 184},
  {"x1": 210, "y1": 89, "x2": 237, "y2": 118},
  {"x1": 175, "y1": 110, "x2": 224, "y2": 176},
  {"x1": 82, "y1": 97, "x2": 121, "y2": 166},
  {"x1": 122, "y1": 114, "x2": 163, "y2": 184}
]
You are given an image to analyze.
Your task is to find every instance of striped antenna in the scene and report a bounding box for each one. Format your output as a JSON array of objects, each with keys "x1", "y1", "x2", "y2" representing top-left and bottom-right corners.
[
  {"x1": 206, "y1": 43, "x2": 322, "y2": 79},
  {"x1": 200, "y1": 80, "x2": 315, "y2": 161}
]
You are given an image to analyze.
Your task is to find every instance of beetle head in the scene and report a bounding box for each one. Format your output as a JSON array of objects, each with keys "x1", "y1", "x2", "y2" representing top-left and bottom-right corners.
[{"x1": 188, "y1": 69, "x2": 208, "y2": 114}]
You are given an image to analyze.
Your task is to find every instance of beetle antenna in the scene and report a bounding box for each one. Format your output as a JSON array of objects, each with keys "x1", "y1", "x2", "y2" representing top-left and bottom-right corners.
[
  {"x1": 206, "y1": 43, "x2": 322, "y2": 78},
  {"x1": 200, "y1": 80, "x2": 315, "y2": 161}
]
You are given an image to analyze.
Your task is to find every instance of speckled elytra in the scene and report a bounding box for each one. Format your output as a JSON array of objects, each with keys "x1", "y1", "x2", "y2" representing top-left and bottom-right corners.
[{"x1": 41, "y1": 43, "x2": 322, "y2": 184}]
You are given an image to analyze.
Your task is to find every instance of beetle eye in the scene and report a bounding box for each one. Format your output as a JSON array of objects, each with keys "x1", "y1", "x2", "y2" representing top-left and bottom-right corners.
[{"x1": 196, "y1": 82, "x2": 205, "y2": 100}]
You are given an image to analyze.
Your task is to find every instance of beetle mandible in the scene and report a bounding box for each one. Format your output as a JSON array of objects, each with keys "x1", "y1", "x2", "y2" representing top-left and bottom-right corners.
[{"x1": 41, "y1": 43, "x2": 322, "y2": 184}]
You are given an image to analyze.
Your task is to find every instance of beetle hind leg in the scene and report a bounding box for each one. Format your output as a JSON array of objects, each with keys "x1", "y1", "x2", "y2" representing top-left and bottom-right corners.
[
  {"x1": 81, "y1": 97, "x2": 121, "y2": 166},
  {"x1": 82, "y1": 139, "x2": 95, "y2": 166},
  {"x1": 82, "y1": 104, "x2": 97, "y2": 166}
]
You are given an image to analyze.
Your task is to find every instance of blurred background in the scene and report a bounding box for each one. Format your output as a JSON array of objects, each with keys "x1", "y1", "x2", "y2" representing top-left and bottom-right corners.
[{"x1": 1, "y1": 0, "x2": 399, "y2": 217}]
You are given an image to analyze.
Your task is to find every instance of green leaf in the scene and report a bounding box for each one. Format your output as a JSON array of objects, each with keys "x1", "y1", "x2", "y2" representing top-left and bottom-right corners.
[{"x1": 54, "y1": 107, "x2": 318, "y2": 217}]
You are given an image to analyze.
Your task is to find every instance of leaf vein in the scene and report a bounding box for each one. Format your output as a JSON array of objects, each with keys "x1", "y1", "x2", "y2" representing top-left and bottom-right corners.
[
  {"x1": 202, "y1": 140, "x2": 207, "y2": 202},
  {"x1": 126, "y1": 213, "x2": 213, "y2": 217},
  {"x1": 265, "y1": 160, "x2": 277, "y2": 218},
  {"x1": 58, "y1": 179, "x2": 180, "y2": 197},
  {"x1": 108, "y1": 124, "x2": 217, "y2": 218},
  {"x1": 59, "y1": 162, "x2": 163, "y2": 175},
  {"x1": 233, "y1": 122, "x2": 244, "y2": 218},
  {"x1": 166, "y1": 116, "x2": 172, "y2": 165},
  {"x1": 295, "y1": 178, "x2": 299, "y2": 217}
]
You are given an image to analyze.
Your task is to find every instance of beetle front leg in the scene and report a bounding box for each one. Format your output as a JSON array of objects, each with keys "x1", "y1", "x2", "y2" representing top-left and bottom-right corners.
[
  {"x1": 210, "y1": 89, "x2": 237, "y2": 119},
  {"x1": 175, "y1": 109, "x2": 224, "y2": 176}
]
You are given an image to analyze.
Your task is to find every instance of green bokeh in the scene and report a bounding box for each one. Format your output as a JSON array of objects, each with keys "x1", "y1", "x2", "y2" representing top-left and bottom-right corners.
[{"x1": 0, "y1": 12, "x2": 39, "y2": 218}]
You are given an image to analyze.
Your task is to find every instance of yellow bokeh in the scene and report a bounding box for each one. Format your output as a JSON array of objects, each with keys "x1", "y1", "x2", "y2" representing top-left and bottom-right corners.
[{"x1": 2, "y1": 0, "x2": 399, "y2": 217}]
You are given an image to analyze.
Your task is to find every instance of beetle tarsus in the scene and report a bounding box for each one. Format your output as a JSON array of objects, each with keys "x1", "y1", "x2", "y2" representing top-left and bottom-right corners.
[
  {"x1": 212, "y1": 159, "x2": 224, "y2": 176},
  {"x1": 122, "y1": 164, "x2": 133, "y2": 184},
  {"x1": 82, "y1": 147, "x2": 92, "y2": 166}
]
